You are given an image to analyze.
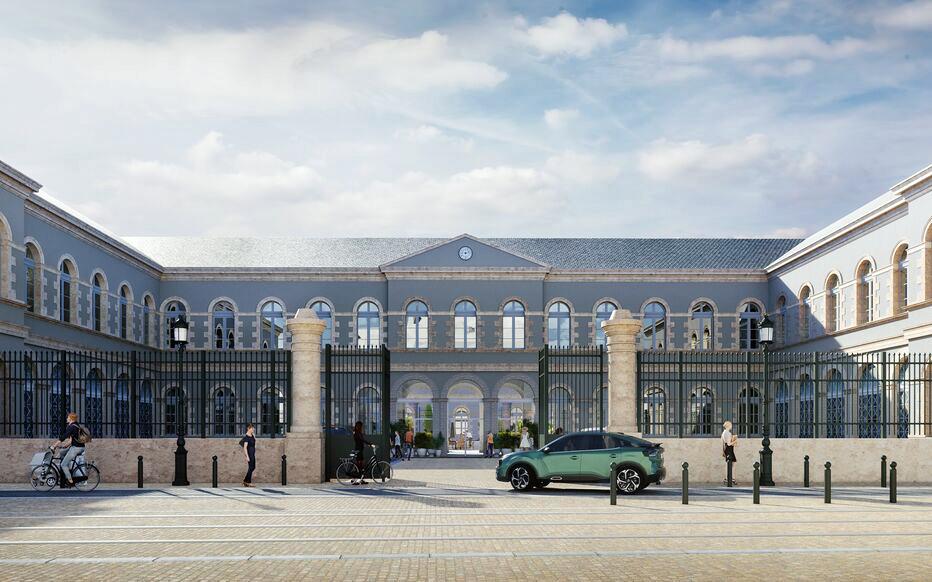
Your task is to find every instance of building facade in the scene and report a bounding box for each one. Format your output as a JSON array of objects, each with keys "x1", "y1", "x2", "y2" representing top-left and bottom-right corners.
[{"x1": 1, "y1": 159, "x2": 931, "y2": 447}]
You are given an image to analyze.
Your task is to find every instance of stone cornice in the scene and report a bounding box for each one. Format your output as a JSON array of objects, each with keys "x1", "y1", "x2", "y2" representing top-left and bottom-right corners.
[
  {"x1": 0, "y1": 160, "x2": 42, "y2": 197},
  {"x1": 890, "y1": 163, "x2": 932, "y2": 197},
  {"x1": 547, "y1": 270, "x2": 768, "y2": 282},
  {"x1": 161, "y1": 268, "x2": 386, "y2": 281}
]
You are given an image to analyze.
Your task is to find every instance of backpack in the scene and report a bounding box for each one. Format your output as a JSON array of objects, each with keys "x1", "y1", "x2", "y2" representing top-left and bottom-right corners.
[{"x1": 76, "y1": 424, "x2": 92, "y2": 444}]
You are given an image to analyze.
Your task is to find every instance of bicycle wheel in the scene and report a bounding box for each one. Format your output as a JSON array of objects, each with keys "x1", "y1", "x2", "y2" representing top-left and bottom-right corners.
[
  {"x1": 371, "y1": 461, "x2": 393, "y2": 485},
  {"x1": 30, "y1": 465, "x2": 57, "y2": 492},
  {"x1": 75, "y1": 465, "x2": 100, "y2": 492},
  {"x1": 336, "y1": 462, "x2": 360, "y2": 486}
]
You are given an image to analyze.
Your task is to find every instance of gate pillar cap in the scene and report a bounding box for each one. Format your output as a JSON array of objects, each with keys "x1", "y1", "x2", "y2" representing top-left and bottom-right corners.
[
  {"x1": 287, "y1": 308, "x2": 326, "y2": 334},
  {"x1": 601, "y1": 309, "x2": 639, "y2": 332}
]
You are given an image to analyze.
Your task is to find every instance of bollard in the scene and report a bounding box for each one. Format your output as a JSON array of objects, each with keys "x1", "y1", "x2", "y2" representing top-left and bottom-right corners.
[
  {"x1": 137, "y1": 455, "x2": 144, "y2": 489},
  {"x1": 889, "y1": 462, "x2": 897, "y2": 504},
  {"x1": 803, "y1": 455, "x2": 809, "y2": 488},
  {"x1": 682, "y1": 462, "x2": 689, "y2": 505},
  {"x1": 727, "y1": 458, "x2": 734, "y2": 487},
  {"x1": 753, "y1": 462, "x2": 760, "y2": 504},
  {"x1": 824, "y1": 462, "x2": 832, "y2": 504},
  {"x1": 881, "y1": 455, "x2": 887, "y2": 488},
  {"x1": 610, "y1": 462, "x2": 618, "y2": 506},
  {"x1": 212, "y1": 456, "x2": 218, "y2": 488},
  {"x1": 281, "y1": 454, "x2": 288, "y2": 486}
]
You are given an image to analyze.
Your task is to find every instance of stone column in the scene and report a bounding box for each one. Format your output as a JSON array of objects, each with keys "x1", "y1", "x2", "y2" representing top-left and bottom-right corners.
[
  {"x1": 483, "y1": 397, "x2": 497, "y2": 447},
  {"x1": 601, "y1": 309, "x2": 641, "y2": 435},
  {"x1": 284, "y1": 308, "x2": 327, "y2": 483},
  {"x1": 435, "y1": 397, "x2": 449, "y2": 453}
]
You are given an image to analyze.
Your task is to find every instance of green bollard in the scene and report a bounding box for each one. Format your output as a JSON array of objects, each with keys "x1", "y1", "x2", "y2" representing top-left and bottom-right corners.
[
  {"x1": 889, "y1": 462, "x2": 897, "y2": 504},
  {"x1": 803, "y1": 455, "x2": 809, "y2": 488},
  {"x1": 881, "y1": 455, "x2": 887, "y2": 488},
  {"x1": 824, "y1": 462, "x2": 831, "y2": 504},
  {"x1": 753, "y1": 462, "x2": 760, "y2": 504},
  {"x1": 682, "y1": 462, "x2": 689, "y2": 505},
  {"x1": 610, "y1": 462, "x2": 617, "y2": 506}
]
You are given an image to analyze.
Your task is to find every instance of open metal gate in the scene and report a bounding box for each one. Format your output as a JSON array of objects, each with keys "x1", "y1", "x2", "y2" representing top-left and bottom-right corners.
[
  {"x1": 538, "y1": 345, "x2": 606, "y2": 445},
  {"x1": 323, "y1": 345, "x2": 391, "y2": 479}
]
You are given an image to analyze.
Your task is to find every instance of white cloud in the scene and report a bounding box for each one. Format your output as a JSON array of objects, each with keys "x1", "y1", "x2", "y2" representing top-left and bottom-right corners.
[
  {"x1": 543, "y1": 108, "x2": 581, "y2": 129},
  {"x1": 637, "y1": 134, "x2": 775, "y2": 180},
  {"x1": 747, "y1": 59, "x2": 815, "y2": 76},
  {"x1": 393, "y1": 124, "x2": 475, "y2": 151},
  {"x1": 518, "y1": 12, "x2": 627, "y2": 57},
  {"x1": 875, "y1": 0, "x2": 932, "y2": 29},
  {"x1": 544, "y1": 151, "x2": 621, "y2": 185},
  {"x1": 655, "y1": 34, "x2": 882, "y2": 62}
]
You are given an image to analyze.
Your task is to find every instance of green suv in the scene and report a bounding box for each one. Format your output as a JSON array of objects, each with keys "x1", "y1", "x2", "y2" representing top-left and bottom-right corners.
[{"x1": 496, "y1": 431, "x2": 665, "y2": 493}]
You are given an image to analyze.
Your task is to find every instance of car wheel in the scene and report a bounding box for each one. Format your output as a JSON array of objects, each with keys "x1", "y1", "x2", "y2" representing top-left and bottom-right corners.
[
  {"x1": 533, "y1": 480, "x2": 550, "y2": 489},
  {"x1": 615, "y1": 467, "x2": 644, "y2": 495},
  {"x1": 509, "y1": 465, "x2": 534, "y2": 491}
]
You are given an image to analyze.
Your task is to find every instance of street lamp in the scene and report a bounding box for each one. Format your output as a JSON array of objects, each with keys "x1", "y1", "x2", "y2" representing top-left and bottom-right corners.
[
  {"x1": 758, "y1": 313, "x2": 775, "y2": 486},
  {"x1": 170, "y1": 314, "x2": 189, "y2": 486}
]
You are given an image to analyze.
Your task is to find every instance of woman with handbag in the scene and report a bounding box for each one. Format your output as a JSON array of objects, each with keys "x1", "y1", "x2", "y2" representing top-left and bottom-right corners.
[{"x1": 721, "y1": 420, "x2": 738, "y2": 486}]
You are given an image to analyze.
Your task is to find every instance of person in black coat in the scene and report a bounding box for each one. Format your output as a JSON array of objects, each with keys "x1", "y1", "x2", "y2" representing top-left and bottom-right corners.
[{"x1": 352, "y1": 421, "x2": 373, "y2": 485}]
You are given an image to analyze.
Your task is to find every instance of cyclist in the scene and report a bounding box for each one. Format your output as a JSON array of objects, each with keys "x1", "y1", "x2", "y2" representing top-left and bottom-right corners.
[
  {"x1": 352, "y1": 421, "x2": 373, "y2": 485},
  {"x1": 51, "y1": 412, "x2": 84, "y2": 487}
]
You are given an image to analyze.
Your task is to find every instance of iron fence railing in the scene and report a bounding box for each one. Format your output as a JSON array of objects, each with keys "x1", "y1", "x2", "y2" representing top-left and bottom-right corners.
[
  {"x1": 0, "y1": 350, "x2": 291, "y2": 439},
  {"x1": 637, "y1": 350, "x2": 931, "y2": 439},
  {"x1": 538, "y1": 345, "x2": 606, "y2": 444}
]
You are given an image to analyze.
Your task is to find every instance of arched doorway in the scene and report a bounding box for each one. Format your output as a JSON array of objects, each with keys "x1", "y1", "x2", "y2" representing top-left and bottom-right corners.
[
  {"x1": 497, "y1": 380, "x2": 535, "y2": 432},
  {"x1": 447, "y1": 382, "x2": 483, "y2": 455},
  {"x1": 397, "y1": 381, "x2": 433, "y2": 434}
]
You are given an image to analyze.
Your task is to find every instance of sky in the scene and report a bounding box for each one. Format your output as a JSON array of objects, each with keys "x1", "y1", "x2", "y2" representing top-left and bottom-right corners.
[{"x1": 1, "y1": 0, "x2": 931, "y2": 239}]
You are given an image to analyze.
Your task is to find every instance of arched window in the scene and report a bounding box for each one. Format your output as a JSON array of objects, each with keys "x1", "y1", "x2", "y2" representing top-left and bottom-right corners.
[
  {"x1": 642, "y1": 387, "x2": 666, "y2": 436},
  {"x1": 213, "y1": 301, "x2": 235, "y2": 350},
  {"x1": 738, "y1": 302, "x2": 762, "y2": 350},
  {"x1": 48, "y1": 364, "x2": 69, "y2": 438},
  {"x1": 310, "y1": 301, "x2": 332, "y2": 345},
  {"x1": 453, "y1": 406, "x2": 470, "y2": 438},
  {"x1": 86, "y1": 369, "x2": 103, "y2": 438},
  {"x1": 164, "y1": 387, "x2": 185, "y2": 436},
  {"x1": 799, "y1": 374, "x2": 814, "y2": 438},
  {"x1": 406, "y1": 300, "x2": 429, "y2": 349},
  {"x1": 115, "y1": 373, "x2": 130, "y2": 438},
  {"x1": 737, "y1": 386, "x2": 761, "y2": 436},
  {"x1": 139, "y1": 380, "x2": 153, "y2": 438},
  {"x1": 143, "y1": 296, "x2": 155, "y2": 347},
  {"x1": 455, "y1": 300, "x2": 478, "y2": 349},
  {"x1": 594, "y1": 301, "x2": 616, "y2": 346},
  {"x1": 547, "y1": 301, "x2": 571, "y2": 348},
  {"x1": 59, "y1": 260, "x2": 75, "y2": 323},
  {"x1": 776, "y1": 296, "x2": 786, "y2": 345},
  {"x1": 689, "y1": 387, "x2": 713, "y2": 435},
  {"x1": 213, "y1": 387, "x2": 236, "y2": 436},
  {"x1": 826, "y1": 369, "x2": 845, "y2": 438},
  {"x1": 799, "y1": 286, "x2": 811, "y2": 340},
  {"x1": 825, "y1": 275, "x2": 840, "y2": 333},
  {"x1": 503, "y1": 300, "x2": 525, "y2": 349},
  {"x1": 356, "y1": 301, "x2": 380, "y2": 347},
  {"x1": 893, "y1": 245, "x2": 908, "y2": 314},
  {"x1": 640, "y1": 302, "x2": 666, "y2": 350},
  {"x1": 548, "y1": 386, "x2": 574, "y2": 433},
  {"x1": 92, "y1": 273, "x2": 105, "y2": 333},
  {"x1": 775, "y1": 380, "x2": 789, "y2": 438},
  {"x1": 24, "y1": 243, "x2": 40, "y2": 313},
  {"x1": 354, "y1": 386, "x2": 381, "y2": 434},
  {"x1": 856, "y1": 261, "x2": 874, "y2": 325},
  {"x1": 689, "y1": 302, "x2": 714, "y2": 350},
  {"x1": 858, "y1": 365, "x2": 882, "y2": 438},
  {"x1": 119, "y1": 285, "x2": 130, "y2": 340},
  {"x1": 260, "y1": 301, "x2": 286, "y2": 350},
  {"x1": 164, "y1": 301, "x2": 186, "y2": 348}
]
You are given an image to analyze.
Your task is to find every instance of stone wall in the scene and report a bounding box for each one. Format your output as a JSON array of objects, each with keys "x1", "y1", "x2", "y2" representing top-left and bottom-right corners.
[
  {"x1": 2, "y1": 438, "x2": 286, "y2": 484},
  {"x1": 658, "y1": 438, "x2": 932, "y2": 485}
]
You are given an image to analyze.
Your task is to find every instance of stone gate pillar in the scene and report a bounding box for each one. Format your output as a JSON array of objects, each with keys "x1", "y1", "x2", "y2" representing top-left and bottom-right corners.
[
  {"x1": 601, "y1": 309, "x2": 641, "y2": 435},
  {"x1": 285, "y1": 308, "x2": 327, "y2": 483}
]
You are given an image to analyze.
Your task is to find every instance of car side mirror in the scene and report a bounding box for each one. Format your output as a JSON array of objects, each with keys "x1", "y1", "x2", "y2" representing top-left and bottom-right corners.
[{"x1": 542, "y1": 447, "x2": 550, "y2": 454}]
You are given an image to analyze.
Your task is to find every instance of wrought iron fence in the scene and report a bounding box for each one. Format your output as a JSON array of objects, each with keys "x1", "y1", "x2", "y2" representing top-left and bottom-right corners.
[
  {"x1": 538, "y1": 345, "x2": 606, "y2": 444},
  {"x1": 0, "y1": 350, "x2": 291, "y2": 439},
  {"x1": 637, "y1": 350, "x2": 931, "y2": 439}
]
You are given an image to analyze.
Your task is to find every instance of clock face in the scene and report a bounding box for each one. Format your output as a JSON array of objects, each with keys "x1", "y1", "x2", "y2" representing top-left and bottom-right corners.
[{"x1": 458, "y1": 245, "x2": 473, "y2": 261}]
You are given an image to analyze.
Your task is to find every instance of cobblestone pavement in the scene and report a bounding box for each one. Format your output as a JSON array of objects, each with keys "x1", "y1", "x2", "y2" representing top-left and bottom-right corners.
[{"x1": 0, "y1": 458, "x2": 930, "y2": 581}]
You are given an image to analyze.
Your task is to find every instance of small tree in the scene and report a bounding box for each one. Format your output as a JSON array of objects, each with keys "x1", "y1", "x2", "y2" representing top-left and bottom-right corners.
[{"x1": 424, "y1": 404, "x2": 433, "y2": 434}]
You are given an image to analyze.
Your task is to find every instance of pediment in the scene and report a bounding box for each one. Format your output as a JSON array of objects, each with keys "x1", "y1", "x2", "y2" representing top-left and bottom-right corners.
[{"x1": 380, "y1": 234, "x2": 549, "y2": 270}]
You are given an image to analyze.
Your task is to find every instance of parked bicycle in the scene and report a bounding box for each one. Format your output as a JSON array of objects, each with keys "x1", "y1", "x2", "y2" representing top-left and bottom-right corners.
[
  {"x1": 30, "y1": 447, "x2": 100, "y2": 492},
  {"x1": 336, "y1": 444, "x2": 392, "y2": 486}
]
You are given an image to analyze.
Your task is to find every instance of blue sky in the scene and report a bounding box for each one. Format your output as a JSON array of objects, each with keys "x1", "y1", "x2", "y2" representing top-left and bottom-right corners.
[{"x1": 1, "y1": 0, "x2": 930, "y2": 238}]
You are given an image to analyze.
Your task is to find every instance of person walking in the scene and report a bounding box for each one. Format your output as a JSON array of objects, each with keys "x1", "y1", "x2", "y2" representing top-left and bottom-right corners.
[
  {"x1": 52, "y1": 412, "x2": 85, "y2": 488},
  {"x1": 393, "y1": 431, "x2": 402, "y2": 460},
  {"x1": 404, "y1": 427, "x2": 414, "y2": 460},
  {"x1": 519, "y1": 426, "x2": 532, "y2": 451},
  {"x1": 485, "y1": 432, "x2": 494, "y2": 457},
  {"x1": 352, "y1": 421, "x2": 374, "y2": 485},
  {"x1": 239, "y1": 423, "x2": 256, "y2": 487},
  {"x1": 721, "y1": 420, "x2": 738, "y2": 486}
]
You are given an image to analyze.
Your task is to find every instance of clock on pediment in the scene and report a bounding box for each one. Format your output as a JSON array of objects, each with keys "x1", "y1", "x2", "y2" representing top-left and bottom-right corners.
[{"x1": 458, "y1": 245, "x2": 473, "y2": 261}]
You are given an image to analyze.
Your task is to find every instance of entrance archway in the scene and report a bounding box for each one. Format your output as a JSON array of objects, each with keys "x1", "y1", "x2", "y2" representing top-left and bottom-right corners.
[
  {"x1": 447, "y1": 381, "x2": 483, "y2": 454},
  {"x1": 497, "y1": 379, "x2": 535, "y2": 432},
  {"x1": 396, "y1": 381, "x2": 433, "y2": 434}
]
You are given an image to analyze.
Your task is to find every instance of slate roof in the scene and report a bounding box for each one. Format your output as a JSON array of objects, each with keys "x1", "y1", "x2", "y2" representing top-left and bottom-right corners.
[{"x1": 123, "y1": 237, "x2": 802, "y2": 271}]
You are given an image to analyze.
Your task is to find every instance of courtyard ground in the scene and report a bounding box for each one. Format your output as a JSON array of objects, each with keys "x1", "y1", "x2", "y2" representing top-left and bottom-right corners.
[{"x1": 0, "y1": 457, "x2": 929, "y2": 581}]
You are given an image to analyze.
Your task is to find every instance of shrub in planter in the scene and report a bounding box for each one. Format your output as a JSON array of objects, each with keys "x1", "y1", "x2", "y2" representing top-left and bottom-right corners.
[
  {"x1": 434, "y1": 433, "x2": 445, "y2": 454},
  {"x1": 414, "y1": 432, "x2": 431, "y2": 449}
]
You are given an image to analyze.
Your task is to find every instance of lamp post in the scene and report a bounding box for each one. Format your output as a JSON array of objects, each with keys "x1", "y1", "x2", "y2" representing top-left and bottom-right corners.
[
  {"x1": 170, "y1": 314, "x2": 190, "y2": 486},
  {"x1": 758, "y1": 313, "x2": 775, "y2": 486}
]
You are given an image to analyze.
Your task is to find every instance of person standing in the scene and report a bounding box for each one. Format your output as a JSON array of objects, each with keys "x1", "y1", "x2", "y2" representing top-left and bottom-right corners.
[
  {"x1": 239, "y1": 423, "x2": 256, "y2": 487},
  {"x1": 352, "y1": 421, "x2": 374, "y2": 485},
  {"x1": 393, "y1": 431, "x2": 402, "y2": 460},
  {"x1": 519, "y1": 426, "x2": 532, "y2": 451},
  {"x1": 404, "y1": 427, "x2": 414, "y2": 460},
  {"x1": 721, "y1": 420, "x2": 738, "y2": 486},
  {"x1": 486, "y1": 432, "x2": 494, "y2": 457},
  {"x1": 52, "y1": 412, "x2": 85, "y2": 487}
]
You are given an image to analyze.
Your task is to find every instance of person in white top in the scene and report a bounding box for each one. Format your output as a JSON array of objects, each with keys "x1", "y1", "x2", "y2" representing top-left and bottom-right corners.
[
  {"x1": 721, "y1": 421, "x2": 738, "y2": 485},
  {"x1": 519, "y1": 426, "x2": 532, "y2": 451}
]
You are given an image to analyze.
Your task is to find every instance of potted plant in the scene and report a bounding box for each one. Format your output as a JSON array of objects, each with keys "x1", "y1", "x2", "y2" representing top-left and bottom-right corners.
[
  {"x1": 414, "y1": 432, "x2": 430, "y2": 457},
  {"x1": 497, "y1": 431, "x2": 512, "y2": 454},
  {"x1": 433, "y1": 433, "x2": 444, "y2": 457}
]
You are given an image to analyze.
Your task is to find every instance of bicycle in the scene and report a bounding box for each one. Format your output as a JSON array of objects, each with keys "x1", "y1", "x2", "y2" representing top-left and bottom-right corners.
[
  {"x1": 30, "y1": 447, "x2": 100, "y2": 492},
  {"x1": 336, "y1": 444, "x2": 393, "y2": 486}
]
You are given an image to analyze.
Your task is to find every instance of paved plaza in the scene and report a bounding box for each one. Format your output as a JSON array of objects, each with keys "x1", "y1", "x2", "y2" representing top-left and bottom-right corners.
[{"x1": 0, "y1": 458, "x2": 930, "y2": 581}]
